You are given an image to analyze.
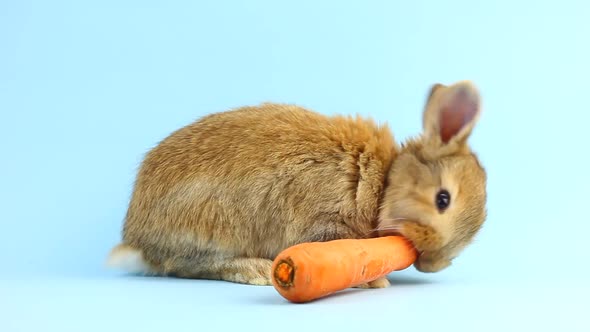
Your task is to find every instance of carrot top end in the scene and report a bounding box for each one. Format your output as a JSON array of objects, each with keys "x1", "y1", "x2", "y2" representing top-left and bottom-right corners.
[{"x1": 274, "y1": 258, "x2": 296, "y2": 288}]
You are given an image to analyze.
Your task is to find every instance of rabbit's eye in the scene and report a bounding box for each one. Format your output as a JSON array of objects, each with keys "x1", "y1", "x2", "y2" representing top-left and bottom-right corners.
[{"x1": 436, "y1": 189, "x2": 451, "y2": 211}]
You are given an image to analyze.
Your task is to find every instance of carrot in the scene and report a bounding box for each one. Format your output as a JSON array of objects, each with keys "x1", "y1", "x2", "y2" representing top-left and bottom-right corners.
[{"x1": 271, "y1": 236, "x2": 418, "y2": 303}]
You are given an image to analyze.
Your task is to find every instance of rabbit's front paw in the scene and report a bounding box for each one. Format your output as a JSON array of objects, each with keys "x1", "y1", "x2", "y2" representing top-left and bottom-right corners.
[{"x1": 354, "y1": 276, "x2": 391, "y2": 289}]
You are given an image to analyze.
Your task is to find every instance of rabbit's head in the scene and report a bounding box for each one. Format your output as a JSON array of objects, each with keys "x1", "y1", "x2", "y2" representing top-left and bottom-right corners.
[{"x1": 378, "y1": 81, "x2": 487, "y2": 273}]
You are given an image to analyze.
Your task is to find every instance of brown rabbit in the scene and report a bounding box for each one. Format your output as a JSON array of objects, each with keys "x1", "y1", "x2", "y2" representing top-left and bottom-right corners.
[{"x1": 107, "y1": 80, "x2": 487, "y2": 288}]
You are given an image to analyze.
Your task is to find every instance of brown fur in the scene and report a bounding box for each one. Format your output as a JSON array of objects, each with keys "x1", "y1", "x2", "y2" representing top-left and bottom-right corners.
[{"x1": 107, "y1": 81, "x2": 487, "y2": 287}]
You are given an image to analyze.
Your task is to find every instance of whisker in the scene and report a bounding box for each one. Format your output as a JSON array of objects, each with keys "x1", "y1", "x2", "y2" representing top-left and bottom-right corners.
[
  {"x1": 379, "y1": 217, "x2": 412, "y2": 223},
  {"x1": 367, "y1": 224, "x2": 403, "y2": 232},
  {"x1": 363, "y1": 217, "x2": 415, "y2": 236},
  {"x1": 365, "y1": 225, "x2": 404, "y2": 236},
  {"x1": 373, "y1": 228, "x2": 402, "y2": 234},
  {"x1": 366, "y1": 217, "x2": 415, "y2": 236}
]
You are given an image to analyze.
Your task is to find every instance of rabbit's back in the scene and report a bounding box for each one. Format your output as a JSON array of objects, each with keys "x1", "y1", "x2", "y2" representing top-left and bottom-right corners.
[{"x1": 122, "y1": 103, "x2": 397, "y2": 262}]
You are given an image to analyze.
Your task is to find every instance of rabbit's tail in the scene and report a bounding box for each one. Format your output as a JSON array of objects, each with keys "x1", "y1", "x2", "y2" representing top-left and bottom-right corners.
[{"x1": 106, "y1": 243, "x2": 153, "y2": 275}]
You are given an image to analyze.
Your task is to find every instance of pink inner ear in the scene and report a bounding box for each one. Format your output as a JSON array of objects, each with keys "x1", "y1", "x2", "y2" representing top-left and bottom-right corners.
[{"x1": 439, "y1": 90, "x2": 478, "y2": 143}]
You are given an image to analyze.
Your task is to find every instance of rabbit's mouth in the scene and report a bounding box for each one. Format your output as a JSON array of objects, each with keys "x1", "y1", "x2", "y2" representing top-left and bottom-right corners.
[{"x1": 414, "y1": 256, "x2": 452, "y2": 273}]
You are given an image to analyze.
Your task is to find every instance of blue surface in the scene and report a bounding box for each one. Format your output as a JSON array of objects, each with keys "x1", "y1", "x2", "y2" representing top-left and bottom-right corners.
[{"x1": 1, "y1": 1, "x2": 589, "y2": 331}]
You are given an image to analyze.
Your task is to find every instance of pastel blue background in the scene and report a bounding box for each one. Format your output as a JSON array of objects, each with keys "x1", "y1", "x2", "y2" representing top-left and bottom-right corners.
[{"x1": 1, "y1": 1, "x2": 588, "y2": 331}]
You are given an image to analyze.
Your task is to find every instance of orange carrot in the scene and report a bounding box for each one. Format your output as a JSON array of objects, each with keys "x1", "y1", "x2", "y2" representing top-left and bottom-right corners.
[{"x1": 271, "y1": 236, "x2": 418, "y2": 303}]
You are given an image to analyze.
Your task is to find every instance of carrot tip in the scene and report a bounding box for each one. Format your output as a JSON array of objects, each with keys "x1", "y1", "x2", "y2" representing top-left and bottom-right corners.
[{"x1": 274, "y1": 258, "x2": 295, "y2": 288}]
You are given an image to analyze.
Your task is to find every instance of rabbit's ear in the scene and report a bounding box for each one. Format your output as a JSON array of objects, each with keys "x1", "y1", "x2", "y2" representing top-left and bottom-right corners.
[{"x1": 422, "y1": 81, "x2": 481, "y2": 145}]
